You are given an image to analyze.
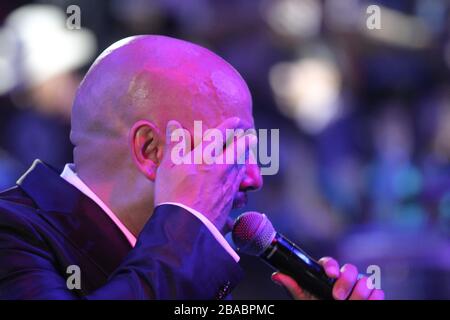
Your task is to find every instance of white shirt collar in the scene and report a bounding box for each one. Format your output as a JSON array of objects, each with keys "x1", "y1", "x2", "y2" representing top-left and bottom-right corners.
[{"x1": 60, "y1": 164, "x2": 137, "y2": 247}]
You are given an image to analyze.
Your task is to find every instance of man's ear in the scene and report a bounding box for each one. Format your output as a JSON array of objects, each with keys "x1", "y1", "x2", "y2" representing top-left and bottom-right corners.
[{"x1": 129, "y1": 120, "x2": 162, "y2": 181}]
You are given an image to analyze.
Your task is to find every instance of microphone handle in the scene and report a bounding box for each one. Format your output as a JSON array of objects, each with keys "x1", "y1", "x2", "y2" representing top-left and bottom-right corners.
[{"x1": 262, "y1": 233, "x2": 336, "y2": 300}]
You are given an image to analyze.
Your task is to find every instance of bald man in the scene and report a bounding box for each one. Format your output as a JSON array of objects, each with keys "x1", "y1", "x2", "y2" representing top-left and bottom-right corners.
[{"x1": 0, "y1": 35, "x2": 383, "y2": 300}]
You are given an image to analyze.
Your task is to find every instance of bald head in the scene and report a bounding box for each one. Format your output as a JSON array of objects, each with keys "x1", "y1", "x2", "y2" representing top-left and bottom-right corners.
[
  {"x1": 71, "y1": 35, "x2": 253, "y2": 160},
  {"x1": 68, "y1": 35, "x2": 259, "y2": 235}
]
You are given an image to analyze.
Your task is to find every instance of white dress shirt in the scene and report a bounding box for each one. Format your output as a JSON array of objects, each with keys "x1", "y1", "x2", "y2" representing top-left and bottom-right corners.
[{"x1": 60, "y1": 164, "x2": 239, "y2": 262}]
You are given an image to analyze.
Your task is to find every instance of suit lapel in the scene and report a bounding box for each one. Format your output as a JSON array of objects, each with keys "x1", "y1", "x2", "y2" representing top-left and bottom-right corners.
[{"x1": 17, "y1": 160, "x2": 132, "y2": 276}]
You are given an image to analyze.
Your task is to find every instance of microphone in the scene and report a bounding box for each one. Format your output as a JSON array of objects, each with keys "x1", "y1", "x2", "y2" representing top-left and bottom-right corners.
[{"x1": 232, "y1": 211, "x2": 336, "y2": 300}]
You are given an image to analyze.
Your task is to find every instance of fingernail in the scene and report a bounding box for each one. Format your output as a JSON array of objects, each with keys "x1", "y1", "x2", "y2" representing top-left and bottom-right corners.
[
  {"x1": 272, "y1": 279, "x2": 282, "y2": 287},
  {"x1": 248, "y1": 134, "x2": 257, "y2": 147},
  {"x1": 335, "y1": 288, "x2": 347, "y2": 300},
  {"x1": 271, "y1": 273, "x2": 281, "y2": 286},
  {"x1": 328, "y1": 266, "x2": 339, "y2": 278}
]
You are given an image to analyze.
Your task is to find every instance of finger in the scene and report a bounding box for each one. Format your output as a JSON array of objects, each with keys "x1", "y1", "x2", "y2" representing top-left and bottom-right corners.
[
  {"x1": 223, "y1": 160, "x2": 246, "y2": 200},
  {"x1": 216, "y1": 116, "x2": 241, "y2": 137},
  {"x1": 235, "y1": 162, "x2": 247, "y2": 188},
  {"x1": 229, "y1": 158, "x2": 247, "y2": 181},
  {"x1": 237, "y1": 132, "x2": 257, "y2": 165},
  {"x1": 207, "y1": 117, "x2": 241, "y2": 156},
  {"x1": 271, "y1": 272, "x2": 311, "y2": 300},
  {"x1": 192, "y1": 117, "x2": 242, "y2": 164},
  {"x1": 348, "y1": 277, "x2": 373, "y2": 300},
  {"x1": 368, "y1": 289, "x2": 385, "y2": 300},
  {"x1": 318, "y1": 257, "x2": 340, "y2": 278},
  {"x1": 220, "y1": 131, "x2": 257, "y2": 166},
  {"x1": 332, "y1": 264, "x2": 358, "y2": 300}
]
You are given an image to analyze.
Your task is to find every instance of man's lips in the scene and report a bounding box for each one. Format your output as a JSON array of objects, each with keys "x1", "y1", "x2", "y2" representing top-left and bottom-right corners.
[{"x1": 233, "y1": 191, "x2": 248, "y2": 209}]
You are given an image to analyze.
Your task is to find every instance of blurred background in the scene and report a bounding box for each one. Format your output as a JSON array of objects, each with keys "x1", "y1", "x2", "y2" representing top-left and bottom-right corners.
[{"x1": 0, "y1": 0, "x2": 449, "y2": 299}]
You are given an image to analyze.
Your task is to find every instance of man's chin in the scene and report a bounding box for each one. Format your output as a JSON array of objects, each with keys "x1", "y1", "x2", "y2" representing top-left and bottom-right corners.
[{"x1": 232, "y1": 192, "x2": 248, "y2": 209}]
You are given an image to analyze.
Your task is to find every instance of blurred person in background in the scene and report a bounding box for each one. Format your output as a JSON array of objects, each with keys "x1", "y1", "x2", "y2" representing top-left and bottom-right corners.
[{"x1": 0, "y1": 4, "x2": 96, "y2": 188}]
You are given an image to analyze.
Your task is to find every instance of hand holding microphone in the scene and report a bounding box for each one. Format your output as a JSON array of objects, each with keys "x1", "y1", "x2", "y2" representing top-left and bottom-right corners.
[{"x1": 232, "y1": 212, "x2": 385, "y2": 300}]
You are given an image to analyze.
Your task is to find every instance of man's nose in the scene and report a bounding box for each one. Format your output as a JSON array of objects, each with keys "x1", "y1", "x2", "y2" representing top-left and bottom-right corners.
[{"x1": 240, "y1": 163, "x2": 263, "y2": 192}]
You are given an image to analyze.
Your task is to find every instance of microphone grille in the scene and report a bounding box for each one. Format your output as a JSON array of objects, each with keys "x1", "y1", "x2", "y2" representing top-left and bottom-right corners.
[{"x1": 232, "y1": 211, "x2": 276, "y2": 256}]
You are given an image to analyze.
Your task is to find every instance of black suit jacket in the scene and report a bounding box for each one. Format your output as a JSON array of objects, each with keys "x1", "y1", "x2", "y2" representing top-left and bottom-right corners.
[{"x1": 0, "y1": 160, "x2": 242, "y2": 299}]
